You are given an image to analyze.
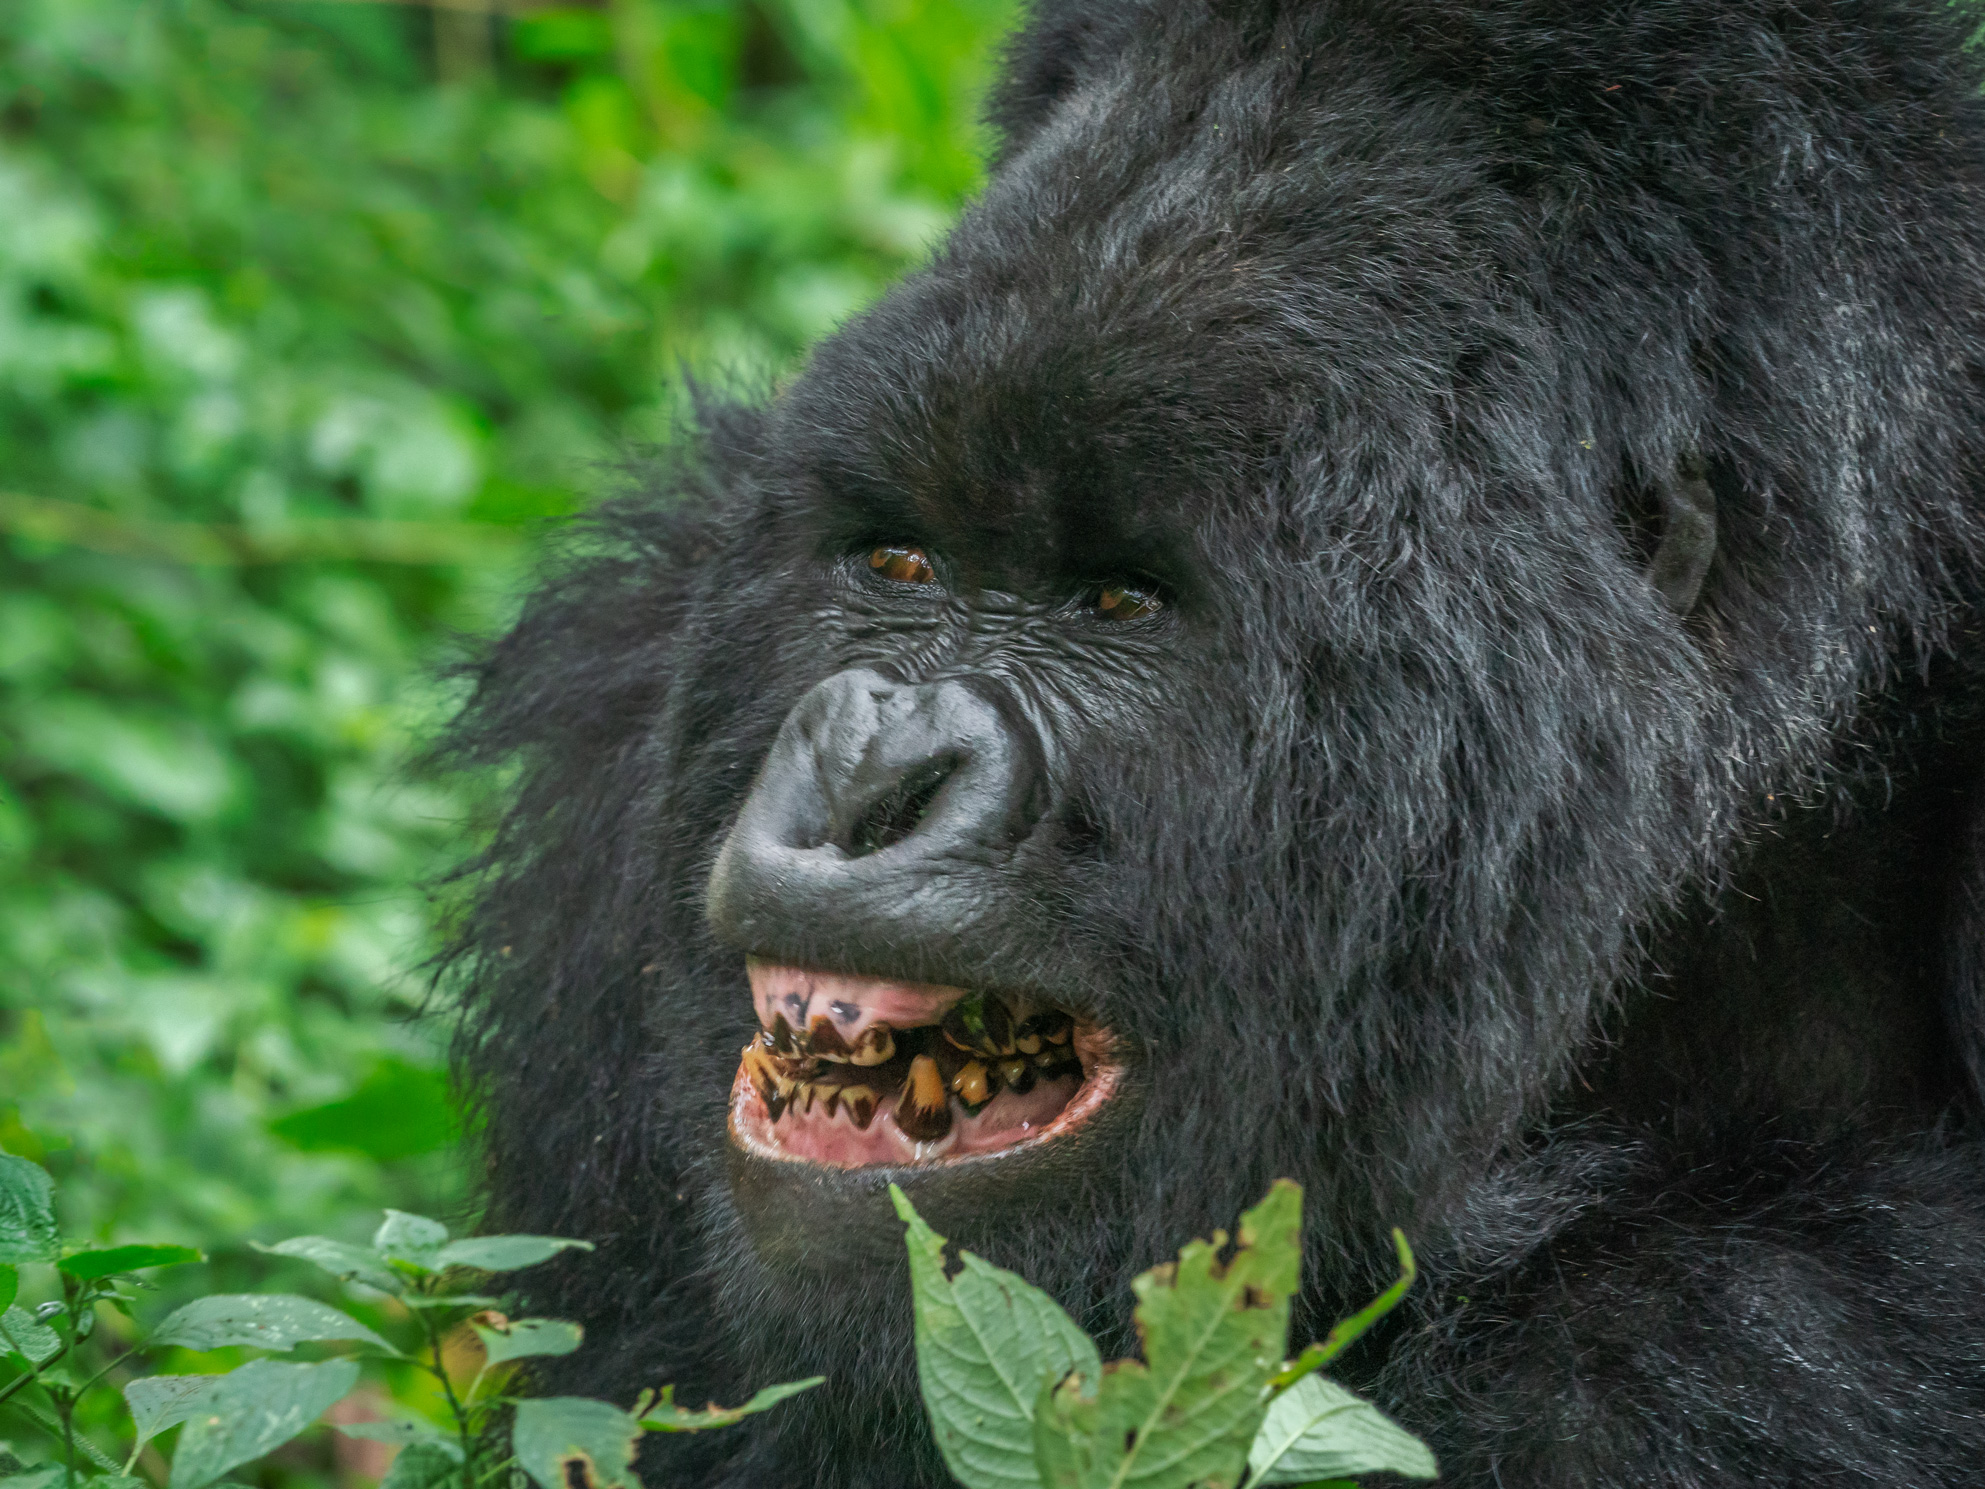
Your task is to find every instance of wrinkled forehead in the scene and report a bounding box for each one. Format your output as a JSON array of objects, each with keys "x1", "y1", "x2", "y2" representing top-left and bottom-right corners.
[{"x1": 771, "y1": 27, "x2": 1520, "y2": 591}]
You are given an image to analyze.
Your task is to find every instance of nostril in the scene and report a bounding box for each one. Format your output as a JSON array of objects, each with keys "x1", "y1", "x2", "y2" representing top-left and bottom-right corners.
[{"x1": 846, "y1": 758, "x2": 957, "y2": 858}]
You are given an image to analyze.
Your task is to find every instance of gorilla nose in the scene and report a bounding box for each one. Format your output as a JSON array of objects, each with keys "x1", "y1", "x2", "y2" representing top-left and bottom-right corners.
[{"x1": 705, "y1": 668, "x2": 1048, "y2": 973}]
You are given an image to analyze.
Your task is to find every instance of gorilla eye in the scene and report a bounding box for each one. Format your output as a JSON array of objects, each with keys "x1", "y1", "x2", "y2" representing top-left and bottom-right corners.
[
  {"x1": 869, "y1": 546, "x2": 937, "y2": 585},
  {"x1": 1095, "y1": 582, "x2": 1163, "y2": 620}
]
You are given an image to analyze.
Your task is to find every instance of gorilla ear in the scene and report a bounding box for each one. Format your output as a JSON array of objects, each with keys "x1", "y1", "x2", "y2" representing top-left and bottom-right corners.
[{"x1": 1645, "y1": 457, "x2": 1718, "y2": 615}]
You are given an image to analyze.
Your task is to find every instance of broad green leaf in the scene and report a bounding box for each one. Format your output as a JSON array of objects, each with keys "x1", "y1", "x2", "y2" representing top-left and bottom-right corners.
[
  {"x1": 511, "y1": 1397, "x2": 643, "y2": 1489},
  {"x1": 125, "y1": 1375, "x2": 220, "y2": 1445},
  {"x1": 0, "y1": 1466, "x2": 65, "y2": 1489},
  {"x1": 0, "y1": 1265, "x2": 16, "y2": 1313},
  {"x1": 1246, "y1": 1375, "x2": 1438, "y2": 1484},
  {"x1": 379, "y1": 1442, "x2": 463, "y2": 1489},
  {"x1": 431, "y1": 1235, "x2": 592, "y2": 1273},
  {"x1": 1032, "y1": 1180, "x2": 1305, "y2": 1489},
  {"x1": 256, "y1": 1237, "x2": 399, "y2": 1293},
  {"x1": 373, "y1": 1211, "x2": 449, "y2": 1268},
  {"x1": 892, "y1": 1185, "x2": 1100, "y2": 1489},
  {"x1": 269, "y1": 1061, "x2": 456, "y2": 1164},
  {"x1": 150, "y1": 1294, "x2": 394, "y2": 1354},
  {"x1": 401, "y1": 1293, "x2": 501, "y2": 1312},
  {"x1": 59, "y1": 1244, "x2": 203, "y2": 1280},
  {"x1": 84, "y1": 1477, "x2": 151, "y2": 1489},
  {"x1": 0, "y1": 1155, "x2": 58, "y2": 1265},
  {"x1": 336, "y1": 1421, "x2": 464, "y2": 1462},
  {"x1": 470, "y1": 1316, "x2": 582, "y2": 1366},
  {"x1": 0, "y1": 1305, "x2": 62, "y2": 1366},
  {"x1": 166, "y1": 1357, "x2": 361, "y2": 1489},
  {"x1": 638, "y1": 1377, "x2": 824, "y2": 1432}
]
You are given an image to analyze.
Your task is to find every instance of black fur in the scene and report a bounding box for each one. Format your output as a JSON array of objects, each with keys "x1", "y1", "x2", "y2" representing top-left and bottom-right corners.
[{"x1": 443, "y1": 2, "x2": 1985, "y2": 1482}]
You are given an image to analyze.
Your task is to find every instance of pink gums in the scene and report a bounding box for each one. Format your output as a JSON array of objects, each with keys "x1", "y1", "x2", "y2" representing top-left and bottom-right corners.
[{"x1": 747, "y1": 959, "x2": 967, "y2": 1041}]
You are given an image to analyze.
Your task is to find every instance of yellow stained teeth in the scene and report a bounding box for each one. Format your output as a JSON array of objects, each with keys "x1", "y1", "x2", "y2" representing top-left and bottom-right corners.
[
  {"x1": 851, "y1": 1025, "x2": 896, "y2": 1065},
  {"x1": 895, "y1": 1055, "x2": 952, "y2": 1141},
  {"x1": 951, "y1": 1060, "x2": 990, "y2": 1106}
]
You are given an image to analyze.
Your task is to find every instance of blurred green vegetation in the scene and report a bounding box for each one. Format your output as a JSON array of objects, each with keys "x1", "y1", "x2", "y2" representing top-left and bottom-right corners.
[{"x1": 0, "y1": 0, "x2": 1016, "y2": 1250}]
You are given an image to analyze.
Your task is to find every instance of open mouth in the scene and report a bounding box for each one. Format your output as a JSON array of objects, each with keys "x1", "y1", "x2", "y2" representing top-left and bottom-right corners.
[{"x1": 728, "y1": 959, "x2": 1120, "y2": 1167}]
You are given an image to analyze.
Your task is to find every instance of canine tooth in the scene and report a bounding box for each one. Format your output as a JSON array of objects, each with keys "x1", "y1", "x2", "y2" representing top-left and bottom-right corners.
[
  {"x1": 951, "y1": 1060, "x2": 991, "y2": 1107},
  {"x1": 895, "y1": 1055, "x2": 952, "y2": 1141},
  {"x1": 850, "y1": 1024, "x2": 895, "y2": 1066},
  {"x1": 769, "y1": 1013, "x2": 798, "y2": 1055}
]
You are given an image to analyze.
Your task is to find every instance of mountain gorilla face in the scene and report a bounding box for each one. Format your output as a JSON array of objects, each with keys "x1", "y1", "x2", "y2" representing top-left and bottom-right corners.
[{"x1": 451, "y1": 2, "x2": 1985, "y2": 1484}]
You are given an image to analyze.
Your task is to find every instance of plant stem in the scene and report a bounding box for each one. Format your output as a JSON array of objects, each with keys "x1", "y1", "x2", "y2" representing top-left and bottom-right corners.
[{"x1": 415, "y1": 1293, "x2": 477, "y2": 1489}]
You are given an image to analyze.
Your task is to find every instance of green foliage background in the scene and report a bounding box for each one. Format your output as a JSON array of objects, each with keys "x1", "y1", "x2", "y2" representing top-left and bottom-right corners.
[{"x1": 0, "y1": 0, "x2": 1016, "y2": 1248}]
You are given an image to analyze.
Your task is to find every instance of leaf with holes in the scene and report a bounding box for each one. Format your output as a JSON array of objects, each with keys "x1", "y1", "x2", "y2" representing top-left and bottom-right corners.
[
  {"x1": 150, "y1": 1293, "x2": 394, "y2": 1354},
  {"x1": 470, "y1": 1316, "x2": 582, "y2": 1366},
  {"x1": 0, "y1": 1155, "x2": 57, "y2": 1266},
  {"x1": 1031, "y1": 1180, "x2": 1304, "y2": 1489},
  {"x1": 894, "y1": 1185, "x2": 1100, "y2": 1489},
  {"x1": 511, "y1": 1397, "x2": 642, "y2": 1489},
  {"x1": 1246, "y1": 1374, "x2": 1438, "y2": 1484},
  {"x1": 166, "y1": 1357, "x2": 361, "y2": 1489},
  {"x1": 638, "y1": 1377, "x2": 823, "y2": 1432}
]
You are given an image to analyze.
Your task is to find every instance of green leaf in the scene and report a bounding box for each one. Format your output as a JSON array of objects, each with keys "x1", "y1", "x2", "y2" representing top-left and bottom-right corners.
[
  {"x1": 255, "y1": 1237, "x2": 400, "y2": 1293},
  {"x1": 892, "y1": 1184, "x2": 1100, "y2": 1489},
  {"x1": 378, "y1": 1442, "x2": 463, "y2": 1489},
  {"x1": 0, "y1": 1466, "x2": 65, "y2": 1489},
  {"x1": 58, "y1": 1244, "x2": 203, "y2": 1280},
  {"x1": 0, "y1": 1154, "x2": 58, "y2": 1265},
  {"x1": 1270, "y1": 1231, "x2": 1418, "y2": 1392},
  {"x1": 637, "y1": 1378, "x2": 823, "y2": 1432},
  {"x1": 431, "y1": 1235, "x2": 592, "y2": 1273},
  {"x1": 1247, "y1": 1375, "x2": 1438, "y2": 1484},
  {"x1": 150, "y1": 1294, "x2": 395, "y2": 1354},
  {"x1": 336, "y1": 1421, "x2": 463, "y2": 1462},
  {"x1": 126, "y1": 1375, "x2": 221, "y2": 1446},
  {"x1": 84, "y1": 1476, "x2": 151, "y2": 1489},
  {"x1": 0, "y1": 1265, "x2": 16, "y2": 1313},
  {"x1": 166, "y1": 1357, "x2": 361, "y2": 1489},
  {"x1": 510, "y1": 1397, "x2": 643, "y2": 1489},
  {"x1": 0, "y1": 1305, "x2": 62, "y2": 1366},
  {"x1": 372, "y1": 1211, "x2": 449, "y2": 1268},
  {"x1": 470, "y1": 1316, "x2": 582, "y2": 1366},
  {"x1": 268, "y1": 1061, "x2": 456, "y2": 1164},
  {"x1": 1032, "y1": 1180, "x2": 1305, "y2": 1489}
]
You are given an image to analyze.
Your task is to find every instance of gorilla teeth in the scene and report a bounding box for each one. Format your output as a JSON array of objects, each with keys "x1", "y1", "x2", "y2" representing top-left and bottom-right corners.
[
  {"x1": 894, "y1": 1055, "x2": 953, "y2": 1141},
  {"x1": 950, "y1": 1059, "x2": 991, "y2": 1109},
  {"x1": 745, "y1": 993, "x2": 1086, "y2": 1143}
]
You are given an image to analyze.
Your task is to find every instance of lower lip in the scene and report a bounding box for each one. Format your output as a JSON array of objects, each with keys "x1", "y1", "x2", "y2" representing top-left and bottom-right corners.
[{"x1": 727, "y1": 1032, "x2": 1124, "y2": 1171}]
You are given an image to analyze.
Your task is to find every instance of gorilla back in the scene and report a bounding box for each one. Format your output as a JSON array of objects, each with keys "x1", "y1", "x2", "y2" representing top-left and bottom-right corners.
[{"x1": 447, "y1": 1, "x2": 1985, "y2": 1483}]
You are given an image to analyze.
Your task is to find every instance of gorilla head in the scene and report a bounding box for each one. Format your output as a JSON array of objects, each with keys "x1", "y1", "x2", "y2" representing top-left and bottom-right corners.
[{"x1": 447, "y1": 1, "x2": 1985, "y2": 1483}]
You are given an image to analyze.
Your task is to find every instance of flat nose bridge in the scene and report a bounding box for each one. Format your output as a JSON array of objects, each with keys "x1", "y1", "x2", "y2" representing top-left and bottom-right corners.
[{"x1": 704, "y1": 668, "x2": 1047, "y2": 962}]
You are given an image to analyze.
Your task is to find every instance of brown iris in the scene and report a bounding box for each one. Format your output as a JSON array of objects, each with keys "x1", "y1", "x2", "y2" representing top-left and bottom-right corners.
[
  {"x1": 1096, "y1": 582, "x2": 1162, "y2": 620},
  {"x1": 869, "y1": 546, "x2": 936, "y2": 584}
]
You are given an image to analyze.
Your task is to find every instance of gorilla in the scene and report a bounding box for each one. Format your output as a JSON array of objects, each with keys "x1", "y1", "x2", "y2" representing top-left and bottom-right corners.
[{"x1": 444, "y1": 0, "x2": 1985, "y2": 1482}]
